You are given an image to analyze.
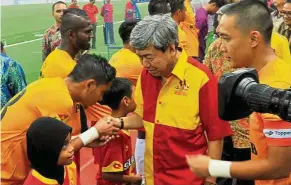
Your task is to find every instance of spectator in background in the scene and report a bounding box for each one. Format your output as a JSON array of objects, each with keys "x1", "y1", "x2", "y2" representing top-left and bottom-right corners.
[
  {"x1": 68, "y1": 0, "x2": 79, "y2": 9},
  {"x1": 170, "y1": 0, "x2": 197, "y2": 57},
  {"x1": 148, "y1": 0, "x2": 171, "y2": 15},
  {"x1": 271, "y1": 0, "x2": 285, "y2": 31},
  {"x1": 109, "y1": 20, "x2": 142, "y2": 85},
  {"x1": 83, "y1": 0, "x2": 99, "y2": 49},
  {"x1": 278, "y1": 0, "x2": 291, "y2": 50},
  {"x1": 42, "y1": 1, "x2": 67, "y2": 62},
  {"x1": 101, "y1": 0, "x2": 115, "y2": 45},
  {"x1": 1, "y1": 41, "x2": 27, "y2": 108},
  {"x1": 180, "y1": 0, "x2": 200, "y2": 57},
  {"x1": 125, "y1": 0, "x2": 140, "y2": 21},
  {"x1": 195, "y1": 0, "x2": 225, "y2": 59}
]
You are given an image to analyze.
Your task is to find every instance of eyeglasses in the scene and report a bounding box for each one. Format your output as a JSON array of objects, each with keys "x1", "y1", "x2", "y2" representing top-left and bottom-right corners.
[{"x1": 280, "y1": 10, "x2": 291, "y2": 18}]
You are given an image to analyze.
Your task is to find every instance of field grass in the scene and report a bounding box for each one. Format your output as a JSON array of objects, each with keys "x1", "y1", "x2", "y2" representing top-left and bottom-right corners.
[{"x1": 2, "y1": 0, "x2": 149, "y2": 83}]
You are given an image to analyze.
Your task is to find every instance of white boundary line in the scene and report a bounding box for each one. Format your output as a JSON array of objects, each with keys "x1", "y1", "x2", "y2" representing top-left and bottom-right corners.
[
  {"x1": 5, "y1": 21, "x2": 124, "y2": 48},
  {"x1": 80, "y1": 157, "x2": 94, "y2": 171}
]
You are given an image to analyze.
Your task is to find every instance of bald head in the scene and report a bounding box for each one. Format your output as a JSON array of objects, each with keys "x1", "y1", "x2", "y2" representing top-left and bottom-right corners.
[{"x1": 60, "y1": 8, "x2": 90, "y2": 37}]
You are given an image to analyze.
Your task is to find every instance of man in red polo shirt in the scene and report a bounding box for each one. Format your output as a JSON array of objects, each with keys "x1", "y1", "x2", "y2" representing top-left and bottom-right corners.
[
  {"x1": 68, "y1": 0, "x2": 79, "y2": 9},
  {"x1": 83, "y1": 0, "x2": 99, "y2": 49}
]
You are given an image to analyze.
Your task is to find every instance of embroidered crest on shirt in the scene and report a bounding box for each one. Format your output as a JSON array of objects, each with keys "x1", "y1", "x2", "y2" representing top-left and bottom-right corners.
[
  {"x1": 174, "y1": 80, "x2": 189, "y2": 96},
  {"x1": 113, "y1": 163, "x2": 122, "y2": 169}
]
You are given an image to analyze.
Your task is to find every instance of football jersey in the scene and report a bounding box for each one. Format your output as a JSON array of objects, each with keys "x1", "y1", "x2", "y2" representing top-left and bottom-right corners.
[
  {"x1": 250, "y1": 57, "x2": 291, "y2": 185},
  {"x1": 109, "y1": 48, "x2": 142, "y2": 86},
  {"x1": 40, "y1": 49, "x2": 76, "y2": 79},
  {"x1": 23, "y1": 162, "x2": 77, "y2": 185},
  {"x1": 1, "y1": 78, "x2": 80, "y2": 185},
  {"x1": 271, "y1": 31, "x2": 291, "y2": 62},
  {"x1": 95, "y1": 130, "x2": 136, "y2": 185}
]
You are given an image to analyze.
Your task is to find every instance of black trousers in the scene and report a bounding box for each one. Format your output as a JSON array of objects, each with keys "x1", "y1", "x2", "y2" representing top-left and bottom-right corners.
[{"x1": 217, "y1": 136, "x2": 254, "y2": 185}]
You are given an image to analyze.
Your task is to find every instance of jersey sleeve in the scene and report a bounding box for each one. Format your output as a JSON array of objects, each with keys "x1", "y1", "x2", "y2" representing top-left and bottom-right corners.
[
  {"x1": 134, "y1": 74, "x2": 143, "y2": 117},
  {"x1": 101, "y1": 137, "x2": 124, "y2": 173},
  {"x1": 198, "y1": 66, "x2": 232, "y2": 140}
]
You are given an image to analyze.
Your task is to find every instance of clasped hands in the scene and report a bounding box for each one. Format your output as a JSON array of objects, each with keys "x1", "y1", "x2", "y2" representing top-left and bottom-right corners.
[{"x1": 89, "y1": 116, "x2": 123, "y2": 146}]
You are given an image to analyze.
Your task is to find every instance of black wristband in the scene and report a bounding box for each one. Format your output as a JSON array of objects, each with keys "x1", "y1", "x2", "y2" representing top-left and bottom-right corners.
[{"x1": 120, "y1": 118, "x2": 124, "y2": 129}]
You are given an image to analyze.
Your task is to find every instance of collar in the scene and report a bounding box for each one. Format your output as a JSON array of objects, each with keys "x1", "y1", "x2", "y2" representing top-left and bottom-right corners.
[
  {"x1": 31, "y1": 169, "x2": 61, "y2": 185},
  {"x1": 171, "y1": 50, "x2": 188, "y2": 81}
]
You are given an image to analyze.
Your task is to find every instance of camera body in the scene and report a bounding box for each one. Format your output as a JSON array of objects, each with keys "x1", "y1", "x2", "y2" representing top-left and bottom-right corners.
[{"x1": 218, "y1": 68, "x2": 291, "y2": 122}]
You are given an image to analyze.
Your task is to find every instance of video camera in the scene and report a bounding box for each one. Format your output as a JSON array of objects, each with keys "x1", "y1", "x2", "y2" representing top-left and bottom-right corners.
[{"x1": 218, "y1": 68, "x2": 291, "y2": 122}]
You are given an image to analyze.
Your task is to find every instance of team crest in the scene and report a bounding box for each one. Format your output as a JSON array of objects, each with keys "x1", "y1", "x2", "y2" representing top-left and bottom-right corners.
[{"x1": 174, "y1": 80, "x2": 189, "y2": 96}]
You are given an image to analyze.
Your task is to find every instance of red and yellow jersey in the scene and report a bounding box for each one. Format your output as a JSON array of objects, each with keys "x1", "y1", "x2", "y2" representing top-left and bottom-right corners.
[
  {"x1": 271, "y1": 32, "x2": 291, "y2": 62},
  {"x1": 179, "y1": 0, "x2": 199, "y2": 57},
  {"x1": 135, "y1": 50, "x2": 232, "y2": 185},
  {"x1": 1, "y1": 78, "x2": 79, "y2": 185},
  {"x1": 23, "y1": 162, "x2": 77, "y2": 185},
  {"x1": 109, "y1": 48, "x2": 142, "y2": 86},
  {"x1": 250, "y1": 57, "x2": 291, "y2": 185},
  {"x1": 40, "y1": 49, "x2": 76, "y2": 79},
  {"x1": 95, "y1": 130, "x2": 135, "y2": 185}
]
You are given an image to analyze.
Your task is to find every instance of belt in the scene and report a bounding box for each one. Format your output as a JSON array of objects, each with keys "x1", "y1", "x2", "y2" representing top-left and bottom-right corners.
[{"x1": 137, "y1": 130, "x2": 146, "y2": 139}]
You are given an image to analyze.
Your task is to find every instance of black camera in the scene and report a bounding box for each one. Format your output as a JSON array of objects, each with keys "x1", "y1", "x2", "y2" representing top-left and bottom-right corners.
[{"x1": 218, "y1": 68, "x2": 291, "y2": 122}]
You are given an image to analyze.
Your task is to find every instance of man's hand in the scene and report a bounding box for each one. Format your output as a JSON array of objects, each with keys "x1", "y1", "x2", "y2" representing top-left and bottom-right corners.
[
  {"x1": 86, "y1": 135, "x2": 118, "y2": 148},
  {"x1": 186, "y1": 155, "x2": 211, "y2": 178},
  {"x1": 131, "y1": 174, "x2": 142, "y2": 185},
  {"x1": 94, "y1": 116, "x2": 120, "y2": 136}
]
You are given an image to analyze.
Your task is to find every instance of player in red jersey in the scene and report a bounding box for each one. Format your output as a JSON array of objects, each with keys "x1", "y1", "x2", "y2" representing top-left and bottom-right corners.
[{"x1": 95, "y1": 78, "x2": 142, "y2": 185}]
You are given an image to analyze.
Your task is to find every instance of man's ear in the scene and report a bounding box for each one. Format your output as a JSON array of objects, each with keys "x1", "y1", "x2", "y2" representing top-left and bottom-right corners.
[
  {"x1": 85, "y1": 79, "x2": 97, "y2": 90},
  {"x1": 123, "y1": 96, "x2": 130, "y2": 107},
  {"x1": 249, "y1": 31, "x2": 260, "y2": 48}
]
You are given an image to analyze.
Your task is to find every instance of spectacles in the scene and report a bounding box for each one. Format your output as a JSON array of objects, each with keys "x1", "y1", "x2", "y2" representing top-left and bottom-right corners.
[{"x1": 280, "y1": 10, "x2": 291, "y2": 18}]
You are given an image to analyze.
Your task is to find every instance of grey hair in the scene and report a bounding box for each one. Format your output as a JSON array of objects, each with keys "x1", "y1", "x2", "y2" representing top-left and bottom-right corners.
[{"x1": 130, "y1": 14, "x2": 179, "y2": 52}]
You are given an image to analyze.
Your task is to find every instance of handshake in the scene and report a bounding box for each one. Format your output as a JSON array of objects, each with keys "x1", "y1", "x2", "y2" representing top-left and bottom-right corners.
[{"x1": 79, "y1": 116, "x2": 124, "y2": 147}]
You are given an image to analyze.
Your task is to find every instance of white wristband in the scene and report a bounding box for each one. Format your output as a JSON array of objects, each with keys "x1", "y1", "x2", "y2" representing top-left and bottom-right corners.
[
  {"x1": 79, "y1": 127, "x2": 99, "y2": 146},
  {"x1": 208, "y1": 159, "x2": 232, "y2": 178}
]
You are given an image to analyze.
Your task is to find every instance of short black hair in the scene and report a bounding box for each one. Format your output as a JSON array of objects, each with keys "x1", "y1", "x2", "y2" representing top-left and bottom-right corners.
[
  {"x1": 119, "y1": 20, "x2": 139, "y2": 44},
  {"x1": 99, "y1": 78, "x2": 133, "y2": 110},
  {"x1": 1, "y1": 42, "x2": 4, "y2": 51},
  {"x1": 169, "y1": 0, "x2": 185, "y2": 15},
  {"x1": 68, "y1": 54, "x2": 116, "y2": 85},
  {"x1": 224, "y1": 0, "x2": 273, "y2": 44},
  {"x1": 148, "y1": 0, "x2": 171, "y2": 15},
  {"x1": 60, "y1": 8, "x2": 89, "y2": 36},
  {"x1": 52, "y1": 1, "x2": 67, "y2": 12},
  {"x1": 286, "y1": 0, "x2": 291, "y2": 3},
  {"x1": 209, "y1": 0, "x2": 226, "y2": 8}
]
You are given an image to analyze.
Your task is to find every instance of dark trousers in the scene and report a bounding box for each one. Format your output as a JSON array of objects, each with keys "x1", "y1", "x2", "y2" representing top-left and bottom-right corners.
[
  {"x1": 92, "y1": 23, "x2": 97, "y2": 48},
  {"x1": 104, "y1": 22, "x2": 115, "y2": 44},
  {"x1": 217, "y1": 136, "x2": 254, "y2": 185}
]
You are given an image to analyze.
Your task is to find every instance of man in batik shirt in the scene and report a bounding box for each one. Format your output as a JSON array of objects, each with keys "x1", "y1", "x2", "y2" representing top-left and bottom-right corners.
[
  {"x1": 42, "y1": 1, "x2": 67, "y2": 62},
  {"x1": 1, "y1": 42, "x2": 27, "y2": 108}
]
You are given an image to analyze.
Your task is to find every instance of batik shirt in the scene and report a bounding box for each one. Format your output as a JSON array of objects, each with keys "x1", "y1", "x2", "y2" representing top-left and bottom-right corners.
[
  {"x1": 204, "y1": 38, "x2": 250, "y2": 149},
  {"x1": 0, "y1": 53, "x2": 27, "y2": 108},
  {"x1": 278, "y1": 22, "x2": 291, "y2": 51},
  {"x1": 42, "y1": 25, "x2": 61, "y2": 62}
]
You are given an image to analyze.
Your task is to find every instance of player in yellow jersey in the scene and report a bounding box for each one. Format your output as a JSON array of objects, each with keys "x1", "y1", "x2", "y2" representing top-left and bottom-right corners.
[
  {"x1": 187, "y1": 1, "x2": 291, "y2": 184},
  {"x1": 40, "y1": 8, "x2": 92, "y2": 78},
  {"x1": 109, "y1": 20, "x2": 142, "y2": 85},
  {"x1": 1, "y1": 54, "x2": 117, "y2": 185}
]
